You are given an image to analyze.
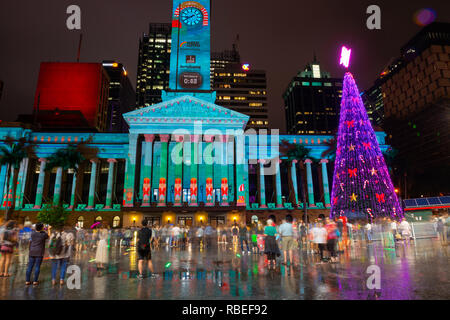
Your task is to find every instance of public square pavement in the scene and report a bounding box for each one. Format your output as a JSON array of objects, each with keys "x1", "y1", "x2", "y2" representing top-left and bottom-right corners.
[{"x1": 0, "y1": 238, "x2": 448, "y2": 300}]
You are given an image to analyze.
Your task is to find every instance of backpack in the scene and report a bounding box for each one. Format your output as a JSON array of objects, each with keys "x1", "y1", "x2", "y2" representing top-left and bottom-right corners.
[{"x1": 49, "y1": 234, "x2": 66, "y2": 256}]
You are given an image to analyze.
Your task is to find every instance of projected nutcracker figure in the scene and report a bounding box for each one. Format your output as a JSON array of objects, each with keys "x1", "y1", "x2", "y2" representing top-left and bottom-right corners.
[
  {"x1": 190, "y1": 178, "x2": 198, "y2": 204},
  {"x1": 142, "y1": 178, "x2": 151, "y2": 203},
  {"x1": 330, "y1": 72, "x2": 403, "y2": 220},
  {"x1": 205, "y1": 177, "x2": 213, "y2": 205},
  {"x1": 158, "y1": 177, "x2": 167, "y2": 203},
  {"x1": 174, "y1": 178, "x2": 182, "y2": 205},
  {"x1": 221, "y1": 178, "x2": 228, "y2": 204}
]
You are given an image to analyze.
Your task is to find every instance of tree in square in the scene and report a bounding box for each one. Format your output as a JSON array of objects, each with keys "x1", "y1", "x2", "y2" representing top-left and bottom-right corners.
[{"x1": 330, "y1": 72, "x2": 403, "y2": 220}]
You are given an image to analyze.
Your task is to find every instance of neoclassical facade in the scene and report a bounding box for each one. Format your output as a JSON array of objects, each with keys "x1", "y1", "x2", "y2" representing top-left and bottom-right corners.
[{"x1": 0, "y1": 94, "x2": 390, "y2": 227}]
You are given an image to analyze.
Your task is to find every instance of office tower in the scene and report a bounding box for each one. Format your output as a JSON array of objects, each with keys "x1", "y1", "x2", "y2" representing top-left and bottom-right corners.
[
  {"x1": 136, "y1": 23, "x2": 172, "y2": 108},
  {"x1": 33, "y1": 62, "x2": 110, "y2": 131},
  {"x1": 102, "y1": 61, "x2": 136, "y2": 132},
  {"x1": 213, "y1": 62, "x2": 269, "y2": 130},
  {"x1": 211, "y1": 43, "x2": 241, "y2": 86},
  {"x1": 283, "y1": 57, "x2": 342, "y2": 134},
  {"x1": 377, "y1": 22, "x2": 450, "y2": 196}
]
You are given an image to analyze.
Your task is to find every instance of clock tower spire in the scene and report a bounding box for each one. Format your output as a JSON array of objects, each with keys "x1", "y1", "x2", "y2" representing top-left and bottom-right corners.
[{"x1": 168, "y1": 0, "x2": 211, "y2": 94}]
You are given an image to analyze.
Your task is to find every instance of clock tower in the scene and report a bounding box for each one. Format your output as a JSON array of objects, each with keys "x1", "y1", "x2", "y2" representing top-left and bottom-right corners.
[{"x1": 168, "y1": 0, "x2": 211, "y2": 92}]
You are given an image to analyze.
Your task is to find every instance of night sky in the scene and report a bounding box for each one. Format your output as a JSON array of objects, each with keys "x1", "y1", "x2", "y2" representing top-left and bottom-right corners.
[{"x1": 0, "y1": 0, "x2": 449, "y2": 133}]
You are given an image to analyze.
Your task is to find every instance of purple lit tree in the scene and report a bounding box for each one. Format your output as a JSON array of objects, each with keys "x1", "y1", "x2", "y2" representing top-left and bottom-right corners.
[{"x1": 330, "y1": 73, "x2": 403, "y2": 220}]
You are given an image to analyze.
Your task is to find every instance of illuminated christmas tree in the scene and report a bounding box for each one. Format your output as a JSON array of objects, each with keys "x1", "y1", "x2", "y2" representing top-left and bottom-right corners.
[{"x1": 330, "y1": 72, "x2": 403, "y2": 220}]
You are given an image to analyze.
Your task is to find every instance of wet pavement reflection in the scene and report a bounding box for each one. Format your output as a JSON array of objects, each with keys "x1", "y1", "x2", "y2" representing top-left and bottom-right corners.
[{"x1": 0, "y1": 239, "x2": 448, "y2": 300}]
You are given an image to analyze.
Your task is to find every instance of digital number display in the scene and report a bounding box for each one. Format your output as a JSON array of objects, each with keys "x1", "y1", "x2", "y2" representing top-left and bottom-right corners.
[{"x1": 180, "y1": 72, "x2": 202, "y2": 89}]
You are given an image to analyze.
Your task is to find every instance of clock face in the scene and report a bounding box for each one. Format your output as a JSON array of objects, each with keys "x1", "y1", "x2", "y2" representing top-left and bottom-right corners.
[{"x1": 180, "y1": 7, "x2": 202, "y2": 26}]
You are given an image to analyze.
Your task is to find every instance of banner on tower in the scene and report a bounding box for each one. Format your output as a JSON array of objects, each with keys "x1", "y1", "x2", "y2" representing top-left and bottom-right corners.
[{"x1": 169, "y1": 0, "x2": 211, "y2": 91}]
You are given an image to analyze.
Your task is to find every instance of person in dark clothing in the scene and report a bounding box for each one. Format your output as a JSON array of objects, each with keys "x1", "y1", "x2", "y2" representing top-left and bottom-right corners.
[
  {"x1": 239, "y1": 222, "x2": 250, "y2": 253},
  {"x1": 137, "y1": 219, "x2": 156, "y2": 279},
  {"x1": 25, "y1": 223, "x2": 50, "y2": 285}
]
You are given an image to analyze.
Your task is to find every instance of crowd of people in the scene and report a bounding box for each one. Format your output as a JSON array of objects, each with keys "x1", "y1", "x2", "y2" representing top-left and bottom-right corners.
[{"x1": 0, "y1": 212, "x2": 448, "y2": 283}]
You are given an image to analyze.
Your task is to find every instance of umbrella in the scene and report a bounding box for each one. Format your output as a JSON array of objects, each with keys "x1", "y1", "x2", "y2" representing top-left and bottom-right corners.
[{"x1": 90, "y1": 222, "x2": 101, "y2": 229}]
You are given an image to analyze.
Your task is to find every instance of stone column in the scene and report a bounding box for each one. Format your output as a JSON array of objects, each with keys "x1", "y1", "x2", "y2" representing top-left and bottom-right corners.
[
  {"x1": 141, "y1": 134, "x2": 154, "y2": 207},
  {"x1": 157, "y1": 134, "x2": 169, "y2": 207},
  {"x1": 0, "y1": 165, "x2": 8, "y2": 207},
  {"x1": 204, "y1": 135, "x2": 214, "y2": 206},
  {"x1": 4, "y1": 164, "x2": 14, "y2": 209},
  {"x1": 291, "y1": 160, "x2": 299, "y2": 205},
  {"x1": 53, "y1": 167, "x2": 63, "y2": 205},
  {"x1": 235, "y1": 135, "x2": 247, "y2": 207},
  {"x1": 34, "y1": 158, "x2": 46, "y2": 208},
  {"x1": 15, "y1": 158, "x2": 28, "y2": 208},
  {"x1": 226, "y1": 136, "x2": 235, "y2": 204},
  {"x1": 123, "y1": 133, "x2": 138, "y2": 207},
  {"x1": 304, "y1": 159, "x2": 316, "y2": 207},
  {"x1": 69, "y1": 166, "x2": 78, "y2": 209},
  {"x1": 173, "y1": 134, "x2": 183, "y2": 207},
  {"x1": 105, "y1": 159, "x2": 117, "y2": 209},
  {"x1": 189, "y1": 134, "x2": 199, "y2": 206},
  {"x1": 275, "y1": 159, "x2": 283, "y2": 207},
  {"x1": 87, "y1": 159, "x2": 98, "y2": 209},
  {"x1": 320, "y1": 159, "x2": 331, "y2": 208},
  {"x1": 219, "y1": 135, "x2": 229, "y2": 206},
  {"x1": 258, "y1": 159, "x2": 267, "y2": 208}
]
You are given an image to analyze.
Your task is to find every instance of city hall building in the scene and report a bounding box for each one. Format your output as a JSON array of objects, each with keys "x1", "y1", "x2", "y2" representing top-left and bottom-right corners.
[{"x1": 0, "y1": 0, "x2": 390, "y2": 228}]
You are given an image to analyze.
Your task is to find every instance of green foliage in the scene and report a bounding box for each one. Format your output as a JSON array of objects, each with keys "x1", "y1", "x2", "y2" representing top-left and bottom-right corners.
[
  {"x1": 0, "y1": 136, "x2": 34, "y2": 168},
  {"x1": 279, "y1": 139, "x2": 312, "y2": 163},
  {"x1": 45, "y1": 144, "x2": 85, "y2": 173},
  {"x1": 37, "y1": 203, "x2": 71, "y2": 228}
]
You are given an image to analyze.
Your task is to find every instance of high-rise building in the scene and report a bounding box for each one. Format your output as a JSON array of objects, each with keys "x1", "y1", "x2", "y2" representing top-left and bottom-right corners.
[
  {"x1": 102, "y1": 61, "x2": 136, "y2": 132},
  {"x1": 362, "y1": 57, "x2": 405, "y2": 128},
  {"x1": 136, "y1": 23, "x2": 172, "y2": 108},
  {"x1": 33, "y1": 62, "x2": 110, "y2": 132},
  {"x1": 377, "y1": 22, "x2": 450, "y2": 197},
  {"x1": 283, "y1": 57, "x2": 342, "y2": 135},
  {"x1": 213, "y1": 62, "x2": 269, "y2": 130},
  {"x1": 211, "y1": 43, "x2": 241, "y2": 86}
]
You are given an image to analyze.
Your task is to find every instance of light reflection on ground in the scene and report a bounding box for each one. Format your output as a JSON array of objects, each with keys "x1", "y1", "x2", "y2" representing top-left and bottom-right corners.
[{"x1": 0, "y1": 238, "x2": 448, "y2": 300}]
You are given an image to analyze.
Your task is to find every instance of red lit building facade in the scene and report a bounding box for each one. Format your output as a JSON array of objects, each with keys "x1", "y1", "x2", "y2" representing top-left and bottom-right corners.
[{"x1": 33, "y1": 63, "x2": 110, "y2": 131}]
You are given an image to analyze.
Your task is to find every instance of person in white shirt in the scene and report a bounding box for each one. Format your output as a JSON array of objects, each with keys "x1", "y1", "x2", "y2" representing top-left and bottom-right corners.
[
  {"x1": 312, "y1": 222, "x2": 328, "y2": 262},
  {"x1": 346, "y1": 222, "x2": 353, "y2": 244},
  {"x1": 390, "y1": 220, "x2": 398, "y2": 242},
  {"x1": 365, "y1": 222, "x2": 373, "y2": 242},
  {"x1": 399, "y1": 218, "x2": 411, "y2": 244},
  {"x1": 196, "y1": 226, "x2": 204, "y2": 248},
  {"x1": 171, "y1": 225, "x2": 181, "y2": 247}
]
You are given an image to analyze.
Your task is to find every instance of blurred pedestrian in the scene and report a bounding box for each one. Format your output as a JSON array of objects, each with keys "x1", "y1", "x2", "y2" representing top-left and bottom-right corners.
[
  {"x1": 279, "y1": 215, "x2": 295, "y2": 265},
  {"x1": 231, "y1": 223, "x2": 239, "y2": 247},
  {"x1": 312, "y1": 221, "x2": 327, "y2": 262},
  {"x1": 49, "y1": 226, "x2": 74, "y2": 285},
  {"x1": 204, "y1": 224, "x2": 214, "y2": 248},
  {"x1": 250, "y1": 221, "x2": 259, "y2": 254},
  {"x1": 239, "y1": 222, "x2": 250, "y2": 253},
  {"x1": 95, "y1": 225, "x2": 109, "y2": 269},
  {"x1": 365, "y1": 220, "x2": 373, "y2": 243},
  {"x1": 0, "y1": 220, "x2": 18, "y2": 277},
  {"x1": 399, "y1": 218, "x2": 412, "y2": 245},
  {"x1": 263, "y1": 219, "x2": 280, "y2": 269},
  {"x1": 325, "y1": 218, "x2": 339, "y2": 262},
  {"x1": 136, "y1": 219, "x2": 155, "y2": 279},
  {"x1": 437, "y1": 216, "x2": 446, "y2": 246},
  {"x1": 25, "y1": 222, "x2": 49, "y2": 285}
]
